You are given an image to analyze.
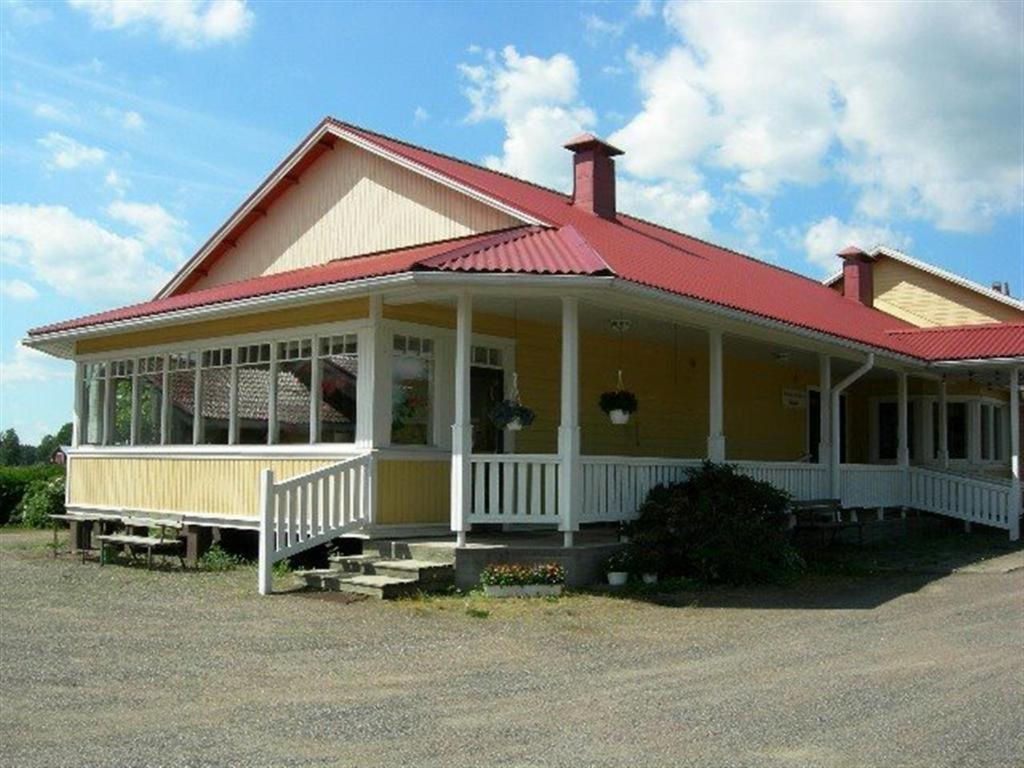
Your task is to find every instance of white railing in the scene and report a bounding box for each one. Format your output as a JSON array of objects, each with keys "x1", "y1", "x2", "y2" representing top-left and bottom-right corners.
[
  {"x1": 838, "y1": 464, "x2": 906, "y2": 508},
  {"x1": 257, "y1": 452, "x2": 376, "y2": 594},
  {"x1": 580, "y1": 457, "x2": 702, "y2": 523},
  {"x1": 907, "y1": 466, "x2": 1016, "y2": 531},
  {"x1": 732, "y1": 461, "x2": 830, "y2": 502},
  {"x1": 469, "y1": 454, "x2": 561, "y2": 524}
]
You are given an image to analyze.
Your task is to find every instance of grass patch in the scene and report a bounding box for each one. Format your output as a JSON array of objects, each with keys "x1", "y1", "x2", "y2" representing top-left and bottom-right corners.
[{"x1": 198, "y1": 544, "x2": 245, "y2": 572}]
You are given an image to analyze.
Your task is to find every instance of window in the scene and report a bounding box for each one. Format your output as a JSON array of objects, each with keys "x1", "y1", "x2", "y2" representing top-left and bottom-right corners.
[
  {"x1": 472, "y1": 345, "x2": 503, "y2": 369},
  {"x1": 391, "y1": 333, "x2": 433, "y2": 445},
  {"x1": 318, "y1": 334, "x2": 358, "y2": 443},
  {"x1": 108, "y1": 360, "x2": 134, "y2": 446},
  {"x1": 993, "y1": 406, "x2": 1004, "y2": 461},
  {"x1": 199, "y1": 348, "x2": 232, "y2": 445},
  {"x1": 981, "y1": 403, "x2": 1006, "y2": 462},
  {"x1": 877, "y1": 401, "x2": 914, "y2": 461},
  {"x1": 276, "y1": 338, "x2": 314, "y2": 444},
  {"x1": 166, "y1": 353, "x2": 197, "y2": 444},
  {"x1": 236, "y1": 343, "x2": 271, "y2": 445},
  {"x1": 947, "y1": 402, "x2": 967, "y2": 460},
  {"x1": 81, "y1": 363, "x2": 106, "y2": 445},
  {"x1": 135, "y1": 357, "x2": 164, "y2": 446}
]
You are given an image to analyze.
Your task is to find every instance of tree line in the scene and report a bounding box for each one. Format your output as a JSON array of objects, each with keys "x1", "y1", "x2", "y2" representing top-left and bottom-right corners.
[{"x1": 0, "y1": 424, "x2": 72, "y2": 466}]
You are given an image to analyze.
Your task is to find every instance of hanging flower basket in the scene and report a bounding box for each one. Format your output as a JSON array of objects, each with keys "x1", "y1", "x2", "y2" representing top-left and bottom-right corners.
[
  {"x1": 599, "y1": 390, "x2": 638, "y2": 425},
  {"x1": 490, "y1": 399, "x2": 535, "y2": 431}
]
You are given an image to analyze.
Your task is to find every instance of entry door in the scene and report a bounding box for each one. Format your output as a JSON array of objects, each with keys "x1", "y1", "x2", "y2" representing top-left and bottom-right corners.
[
  {"x1": 471, "y1": 366, "x2": 505, "y2": 453},
  {"x1": 808, "y1": 390, "x2": 847, "y2": 462}
]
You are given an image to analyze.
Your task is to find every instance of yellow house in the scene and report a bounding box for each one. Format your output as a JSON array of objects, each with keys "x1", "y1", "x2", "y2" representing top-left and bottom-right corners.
[{"x1": 24, "y1": 118, "x2": 1024, "y2": 593}]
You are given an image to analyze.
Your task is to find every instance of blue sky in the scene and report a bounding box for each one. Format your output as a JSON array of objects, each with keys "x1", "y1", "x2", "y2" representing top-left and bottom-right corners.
[{"x1": 1, "y1": 0, "x2": 1022, "y2": 442}]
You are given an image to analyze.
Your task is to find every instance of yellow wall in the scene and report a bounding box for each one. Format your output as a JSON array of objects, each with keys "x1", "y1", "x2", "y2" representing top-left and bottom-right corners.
[
  {"x1": 835, "y1": 258, "x2": 1023, "y2": 327},
  {"x1": 193, "y1": 142, "x2": 519, "y2": 290},
  {"x1": 67, "y1": 455, "x2": 451, "y2": 525},
  {"x1": 376, "y1": 459, "x2": 450, "y2": 524},
  {"x1": 76, "y1": 297, "x2": 368, "y2": 355}
]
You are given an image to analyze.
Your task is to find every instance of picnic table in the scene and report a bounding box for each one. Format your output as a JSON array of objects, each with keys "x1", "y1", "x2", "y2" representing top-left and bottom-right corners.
[{"x1": 791, "y1": 499, "x2": 864, "y2": 545}]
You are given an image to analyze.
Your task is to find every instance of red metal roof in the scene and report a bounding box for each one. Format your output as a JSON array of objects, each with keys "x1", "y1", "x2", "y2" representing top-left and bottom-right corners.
[
  {"x1": 887, "y1": 323, "x2": 1024, "y2": 361},
  {"x1": 26, "y1": 117, "x2": 1024, "y2": 362},
  {"x1": 416, "y1": 225, "x2": 611, "y2": 275}
]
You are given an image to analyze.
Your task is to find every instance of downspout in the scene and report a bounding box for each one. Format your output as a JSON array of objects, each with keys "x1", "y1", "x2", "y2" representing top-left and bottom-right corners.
[{"x1": 830, "y1": 353, "x2": 875, "y2": 500}]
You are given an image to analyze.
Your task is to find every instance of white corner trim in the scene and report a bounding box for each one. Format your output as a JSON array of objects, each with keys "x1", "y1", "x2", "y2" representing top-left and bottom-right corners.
[{"x1": 823, "y1": 246, "x2": 1024, "y2": 310}]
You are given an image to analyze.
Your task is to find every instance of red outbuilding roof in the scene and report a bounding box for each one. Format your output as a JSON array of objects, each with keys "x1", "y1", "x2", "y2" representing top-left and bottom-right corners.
[{"x1": 26, "y1": 117, "x2": 1024, "y2": 363}]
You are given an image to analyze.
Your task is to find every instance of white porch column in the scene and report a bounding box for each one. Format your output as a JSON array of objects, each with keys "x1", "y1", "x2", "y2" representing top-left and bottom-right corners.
[
  {"x1": 707, "y1": 329, "x2": 726, "y2": 462},
  {"x1": 938, "y1": 378, "x2": 949, "y2": 468},
  {"x1": 1009, "y1": 366, "x2": 1020, "y2": 542},
  {"x1": 818, "y1": 354, "x2": 831, "y2": 464},
  {"x1": 356, "y1": 295, "x2": 384, "y2": 448},
  {"x1": 450, "y1": 292, "x2": 473, "y2": 546},
  {"x1": 897, "y1": 371, "x2": 909, "y2": 507},
  {"x1": 72, "y1": 362, "x2": 84, "y2": 448},
  {"x1": 558, "y1": 297, "x2": 581, "y2": 548}
]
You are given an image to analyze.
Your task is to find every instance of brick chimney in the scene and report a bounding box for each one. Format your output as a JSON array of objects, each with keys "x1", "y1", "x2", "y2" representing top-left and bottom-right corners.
[
  {"x1": 564, "y1": 133, "x2": 623, "y2": 220},
  {"x1": 837, "y1": 246, "x2": 876, "y2": 307}
]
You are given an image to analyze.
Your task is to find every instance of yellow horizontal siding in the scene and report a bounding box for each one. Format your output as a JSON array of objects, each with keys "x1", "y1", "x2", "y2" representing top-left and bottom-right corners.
[
  {"x1": 68, "y1": 457, "x2": 337, "y2": 518},
  {"x1": 194, "y1": 142, "x2": 519, "y2": 290},
  {"x1": 872, "y1": 258, "x2": 1023, "y2": 327},
  {"x1": 76, "y1": 297, "x2": 368, "y2": 355},
  {"x1": 376, "y1": 459, "x2": 450, "y2": 525}
]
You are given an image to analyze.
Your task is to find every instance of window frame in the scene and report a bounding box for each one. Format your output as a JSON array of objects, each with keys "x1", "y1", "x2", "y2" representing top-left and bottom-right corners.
[{"x1": 72, "y1": 318, "x2": 370, "y2": 453}]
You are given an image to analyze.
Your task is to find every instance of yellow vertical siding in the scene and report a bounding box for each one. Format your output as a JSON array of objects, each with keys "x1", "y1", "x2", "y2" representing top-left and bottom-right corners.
[
  {"x1": 67, "y1": 457, "x2": 338, "y2": 518},
  {"x1": 376, "y1": 459, "x2": 450, "y2": 524},
  {"x1": 193, "y1": 142, "x2": 520, "y2": 290},
  {"x1": 869, "y1": 258, "x2": 1023, "y2": 327},
  {"x1": 76, "y1": 297, "x2": 369, "y2": 355}
]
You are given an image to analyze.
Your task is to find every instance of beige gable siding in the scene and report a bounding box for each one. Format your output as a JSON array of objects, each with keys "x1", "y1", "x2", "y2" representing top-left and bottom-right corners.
[
  {"x1": 192, "y1": 141, "x2": 520, "y2": 290},
  {"x1": 869, "y1": 258, "x2": 1024, "y2": 327}
]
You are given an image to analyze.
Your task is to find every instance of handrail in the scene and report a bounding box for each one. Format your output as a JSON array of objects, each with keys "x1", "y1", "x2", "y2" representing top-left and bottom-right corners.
[{"x1": 257, "y1": 451, "x2": 376, "y2": 595}]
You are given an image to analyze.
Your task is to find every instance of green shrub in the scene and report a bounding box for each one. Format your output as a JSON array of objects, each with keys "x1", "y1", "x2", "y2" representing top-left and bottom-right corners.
[
  {"x1": 15, "y1": 475, "x2": 66, "y2": 528},
  {"x1": 0, "y1": 465, "x2": 63, "y2": 525},
  {"x1": 624, "y1": 461, "x2": 802, "y2": 585},
  {"x1": 198, "y1": 544, "x2": 244, "y2": 572}
]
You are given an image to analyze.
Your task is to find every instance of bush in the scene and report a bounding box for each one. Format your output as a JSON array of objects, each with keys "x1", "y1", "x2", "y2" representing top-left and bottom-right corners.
[
  {"x1": 15, "y1": 475, "x2": 66, "y2": 528},
  {"x1": 480, "y1": 563, "x2": 566, "y2": 587},
  {"x1": 624, "y1": 461, "x2": 802, "y2": 585},
  {"x1": 198, "y1": 544, "x2": 245, "y2": 572},
  {"x1": 0, "y1": 465, "x2": 63, "y2": 525}
]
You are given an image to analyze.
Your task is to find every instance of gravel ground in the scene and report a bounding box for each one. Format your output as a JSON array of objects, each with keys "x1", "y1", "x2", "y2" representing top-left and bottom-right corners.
[{"x1": 1, "y1": 530, "x2": 1022, "y2": 768}]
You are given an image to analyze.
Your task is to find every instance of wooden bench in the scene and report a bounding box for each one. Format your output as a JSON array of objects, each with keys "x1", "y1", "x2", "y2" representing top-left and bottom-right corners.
[
  {"x1": 95, "y1": 514, "x2": 186, "y2": 569},
  {"x1": 48, "y1": 512, "x2": 124, "y2": 560},
  {"x1": 791, "y1": 498, "x2": 864, "y2": 546}
]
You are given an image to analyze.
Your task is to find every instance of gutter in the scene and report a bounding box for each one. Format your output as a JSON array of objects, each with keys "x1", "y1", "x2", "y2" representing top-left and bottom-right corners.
[{"x1": 830, "y1": 353, "x2": 875, "y2": 498}]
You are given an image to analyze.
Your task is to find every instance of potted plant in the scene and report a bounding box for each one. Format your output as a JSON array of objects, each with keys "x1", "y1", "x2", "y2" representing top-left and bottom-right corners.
[
  {"x1": 480, "y1": 562, "x2": 565, "y2": 597},
  {"x1": 605, "y1": 550, "x2": 632, "y2": 587},
  {"x1": 599, "y1": 389, "x2": 638, "y2": 425},
  {"x1": 489, "y1": 399, "x2": 536, "y2": 432}
]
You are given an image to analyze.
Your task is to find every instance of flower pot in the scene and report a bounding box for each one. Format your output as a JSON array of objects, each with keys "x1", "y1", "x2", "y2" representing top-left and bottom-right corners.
[
  {"x1": 642, "y1": 573, "x2": 658, "y2": 585},
  {"x1": 505, "y1": 418, "x2": 522, "y2": 432},
  {"x1": 483, "y1": 584, "x2": 563, "y2": 598},
  {"x1": 609, "y1": 409, "x2": 630, "y2": 425},
  {"x1": 607, "y1": 571, "x2": 628, "y2": 587}
]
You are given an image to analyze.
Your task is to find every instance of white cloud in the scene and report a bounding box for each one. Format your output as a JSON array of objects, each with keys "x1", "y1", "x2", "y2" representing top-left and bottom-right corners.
[
  {"x1": 583, "y1": 14, "x2": 626, "y2": 40},
  {"x1": 0, "y1": 204, "x2": 185, "y2": 303},
  {"x1": 0, "y1": 344, "x2": 72, "y2": 384},
  {"x1": 33, "y1": 103, "x2": 76, "y2": 124},
  {"x1": 618, "y1": 179, "x2": 715, "y2": 237},
  {"x1": 459, "y1": 46, "x2": 596, "y2": 190},
  {"x1": 122, "y1": 110, "x2": 145, "y2": 130},
  {"x1": 104, "y1": 169, "x2": 131, "y2": 195},
  {"x1": 613, "y1": 0, "x2": 1022, "y2": 233},
  {"x1": 802, "y1": 216, "x2": 911, "y2": 273},
  {"x1": 0, "y1": 279, "x2": 39, "y2": 301},
  {"x1": 68, "y1": 0, "x2": 254, "y2": 48},
  {"x1": 635, "y1": 0, "x2": 656, "y2": 19},
  {"x1": 413, "y1": 106, "x2": 430, "y2": 124},
  {"x1": 37, "y1": 132, "x2": 106, "y2": 169}
]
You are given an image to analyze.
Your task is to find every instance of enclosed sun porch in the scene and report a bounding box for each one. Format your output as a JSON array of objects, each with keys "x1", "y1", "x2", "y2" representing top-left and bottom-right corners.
[{"x1": 54, "y1": 282, "x2": 1023, "y2": 591}]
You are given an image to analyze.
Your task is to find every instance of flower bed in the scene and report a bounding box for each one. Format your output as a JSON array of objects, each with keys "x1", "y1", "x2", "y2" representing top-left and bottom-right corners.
[{"x1": 480, "y1": 563, "x2": 565, "y2": 597}]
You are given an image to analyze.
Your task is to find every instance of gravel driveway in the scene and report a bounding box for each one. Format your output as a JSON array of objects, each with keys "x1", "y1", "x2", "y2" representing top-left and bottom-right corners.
[{"x1": 1, "y1": 530, "x2": 1022, "y2": 768}]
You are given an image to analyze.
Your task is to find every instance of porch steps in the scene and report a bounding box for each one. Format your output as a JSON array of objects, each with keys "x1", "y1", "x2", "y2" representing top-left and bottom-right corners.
[{"x1": 295, "y1": 547, "x2": 455, "y2": 599}]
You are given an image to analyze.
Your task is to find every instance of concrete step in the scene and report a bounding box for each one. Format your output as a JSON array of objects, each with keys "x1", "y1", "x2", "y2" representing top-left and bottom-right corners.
[
  {"x1": 324, "y1": 573, "x2": 419, "y2": 600},
  {"x1": 367, "y1": 539, "x2": 457, "y2": 564},
  {"x1": 370, "y1": 559, "x2": 454, "y2": 585},
  {"x1": 328, "y1": 553, "x2": 380, "y2": 572}
]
